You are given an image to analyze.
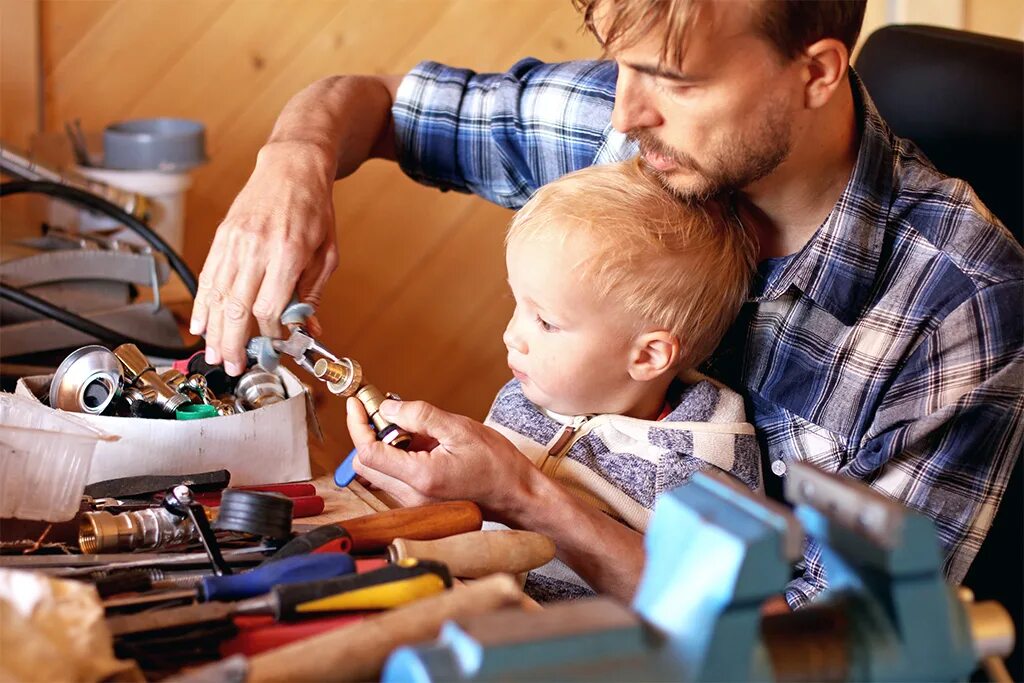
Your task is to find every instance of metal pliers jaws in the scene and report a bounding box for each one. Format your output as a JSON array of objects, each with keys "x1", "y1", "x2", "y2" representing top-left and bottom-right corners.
[{"x1": 246, "y1": 301, "x2": 336, "y2": 376}]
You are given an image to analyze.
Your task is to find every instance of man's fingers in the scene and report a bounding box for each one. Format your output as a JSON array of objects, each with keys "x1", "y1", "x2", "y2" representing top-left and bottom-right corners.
[
  {"x1": 306, "y1": 314, "x2": 323, "y2": 338},
  {"x1": 190, "y1": 230, "x2": 228, "y2": 337},
  {"x1": 354, "y1": 440, "x2": 424, "y2": 484},
  {"x1": 345, "y1": 397, "x2": 377, "y2": 448},
  {"x1": 251, "y1": 247, "x2": 305, "y2": 340},
  {"x1": 352, "y1": 453, "x2": 428, "y2": 507},
  {"x1": 377, "y1": 399, "x2": 467, "y2": 444},
  {"x1": 219, "y1": 263, "x2": 266, "y2": 375},
  {"x1": 294, "y1": 240, "x2": 339, "y2": 312},
  {"x1": 201, "y1": 264, "x2": 237, "y2": 366}
]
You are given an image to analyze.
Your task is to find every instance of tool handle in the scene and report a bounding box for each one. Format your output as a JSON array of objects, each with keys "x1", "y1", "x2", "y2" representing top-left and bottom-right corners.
[
  {"x1": 247, "y1": 574, "x2": 525, "y2": 683},
  {"x1": 263, "y1": 524, "x2": 353, "y2": 564},
  {"x1": 334, "y1": 448, "x2": 358, "y2": 488},
  {"x1": 200, "y1": 553, "x2": 355, "y2": 602},
  {"x1": 290, "y1": 495, "x2": 325, "y2": 518},
  {"x1": 342, "y1": 501, "x2": 483, "y2": 552},
  {"x1": 389, "y1": 530, "x2": 556, "y2": 579},
  {"x1": 270, "y1": 559, "x2": 452, "y2": 619},
  {"x1": 83, "y1": 469, "x2": 230, "y2": 499},
  {"x1": 236, "y1": 483, "x2": 317, "y2": 497}
]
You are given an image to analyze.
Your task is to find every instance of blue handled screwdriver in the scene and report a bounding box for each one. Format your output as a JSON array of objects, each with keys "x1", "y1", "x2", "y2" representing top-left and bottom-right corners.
[{"x1": 102, "y1": 553, "x2": 355, "y2": 610}]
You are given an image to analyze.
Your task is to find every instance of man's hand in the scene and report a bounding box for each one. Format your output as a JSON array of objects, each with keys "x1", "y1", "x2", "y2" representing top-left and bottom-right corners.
[
  {"x1": 188, "y1": 74, "x2": 401, "y2": 375},
  {"x1": 345, "y1": 397, "x2": 538, "y2": 521},
  {"x1": 190, "y1": 142, "x2": 337, "y2": 375}
]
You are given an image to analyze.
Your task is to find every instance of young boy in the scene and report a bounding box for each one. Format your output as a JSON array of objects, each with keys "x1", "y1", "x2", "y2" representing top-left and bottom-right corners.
[{"x1": 483, "y1": 158, "x2": 762, "y2": 601}]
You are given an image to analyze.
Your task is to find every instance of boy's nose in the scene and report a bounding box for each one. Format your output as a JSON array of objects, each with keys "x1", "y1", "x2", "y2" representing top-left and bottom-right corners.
[{"x1": 503, "y1": 319, "x2": 527, "y2": 354}]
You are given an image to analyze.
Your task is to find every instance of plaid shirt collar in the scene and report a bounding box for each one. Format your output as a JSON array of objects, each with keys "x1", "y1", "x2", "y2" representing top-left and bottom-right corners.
[{"x1": 750, "y1": 72, "x2": 895, "y2": 326}]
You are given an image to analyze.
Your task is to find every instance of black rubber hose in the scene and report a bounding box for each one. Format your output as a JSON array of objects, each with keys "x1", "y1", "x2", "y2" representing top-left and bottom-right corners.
[
  {"x1": 0, "y1": 282, "x2": 202, "y2": 358},
  {"x1": 0, "y1": 179, "x2": 203, "y2": 357},
  {"x1": 1, "y1": 180, "x2": 198, "y2": 294}
]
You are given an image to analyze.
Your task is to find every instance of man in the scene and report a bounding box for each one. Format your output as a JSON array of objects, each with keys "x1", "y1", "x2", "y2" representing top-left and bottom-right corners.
[{"x1": 191, "y1": 0, "x2": 1023, "y2": 606}]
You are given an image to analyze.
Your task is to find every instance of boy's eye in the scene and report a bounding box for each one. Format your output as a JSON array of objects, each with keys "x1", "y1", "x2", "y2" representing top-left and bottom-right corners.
[{"x1": 536, "y1": 314, "x2": 557, "y2": 332}]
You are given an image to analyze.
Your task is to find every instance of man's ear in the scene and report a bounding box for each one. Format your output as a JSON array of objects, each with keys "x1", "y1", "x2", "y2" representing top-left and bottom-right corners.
[
  {"x1": 801, "y1": 37, "x2": 849, "y2": 110},
  {"x1": 628, "y1": 330, "x2": 681, "y2": 381}
]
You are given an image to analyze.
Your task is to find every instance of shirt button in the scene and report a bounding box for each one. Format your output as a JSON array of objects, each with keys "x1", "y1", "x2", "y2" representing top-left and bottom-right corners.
[{"x1": 771, "y1": 460, "x2": 787, "y2": 477}]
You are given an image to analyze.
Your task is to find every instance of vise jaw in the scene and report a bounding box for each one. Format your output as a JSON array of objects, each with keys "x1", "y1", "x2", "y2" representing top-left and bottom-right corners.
[{"x1": 383, "y1": 463, "x2": 1014, "y2": 682}]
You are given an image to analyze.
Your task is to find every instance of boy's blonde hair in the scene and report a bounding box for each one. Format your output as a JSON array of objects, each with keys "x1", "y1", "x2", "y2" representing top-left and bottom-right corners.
[{"x1": 506, "y1": 158, "x2": 755, "y2": 371}]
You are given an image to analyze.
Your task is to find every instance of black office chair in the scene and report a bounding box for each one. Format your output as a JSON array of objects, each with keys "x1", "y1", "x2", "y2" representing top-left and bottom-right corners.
[{"x1": 857, "y1": 24, "x2": 1023, "y2": 680}]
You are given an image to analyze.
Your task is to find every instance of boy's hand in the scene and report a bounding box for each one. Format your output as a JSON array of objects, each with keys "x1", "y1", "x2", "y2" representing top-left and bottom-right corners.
[{"x1": 344, "y1": 397, "x2": 537, "y2": 521}]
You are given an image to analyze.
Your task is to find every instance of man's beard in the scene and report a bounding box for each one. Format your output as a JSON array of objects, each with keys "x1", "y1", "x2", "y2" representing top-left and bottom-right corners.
[{"x1": 627, "y1": 107, "x2": 793, "y2": 202}]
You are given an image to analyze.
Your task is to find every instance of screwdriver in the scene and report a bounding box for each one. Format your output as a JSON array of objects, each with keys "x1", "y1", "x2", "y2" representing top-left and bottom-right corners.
[
  {"x1": 103, "y1": 553, "x2": 356, "y2": 610},
  {"x1": 106, "y1": 558, "x2": 452, "y2": 636},
  {"x1": 262, "y1": 500, "x2": 484, "y2": 564}
]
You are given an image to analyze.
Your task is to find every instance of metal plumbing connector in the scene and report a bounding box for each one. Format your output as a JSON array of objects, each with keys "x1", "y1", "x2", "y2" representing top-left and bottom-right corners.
[
  {"x1": 356, "y1": 384, "x2": 412, "y2": 449},
  {"x1": 313, "y1": 358, "x2": 363, "y2": 397},
  {"x1": 234, "y1": 366, "x2": 286, "y2": 410},
  {"x1": 79, "y1": 508, "x2": 202, "y2": 553},
  {"x1": 113, "y1": 343, "x2": 190, "y2": 416}
]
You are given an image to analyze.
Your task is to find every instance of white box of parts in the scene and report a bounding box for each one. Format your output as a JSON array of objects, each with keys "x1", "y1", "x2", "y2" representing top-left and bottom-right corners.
[{"x1": 14, "y1": 366, "x2": 312, "y2": 487}]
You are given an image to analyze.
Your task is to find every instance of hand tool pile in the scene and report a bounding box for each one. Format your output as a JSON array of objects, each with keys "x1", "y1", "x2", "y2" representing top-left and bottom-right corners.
[{"x1": 0, "y1": 467, "x2": 556, "y2": 680}]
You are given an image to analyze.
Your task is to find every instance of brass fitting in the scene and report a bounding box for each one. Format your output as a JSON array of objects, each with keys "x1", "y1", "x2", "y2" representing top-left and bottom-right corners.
[
  {"x1": 356, "y1": 384, "x2": 412, "y2": 449},
  {"x1": 313, "y1": 358, "x2": 363, "y2": 397},
  {"x1": 114, "y1": 343, "x2": 189, "y2": 415},
  {"x1": 79, "y1": 508, "x2": 206, "y2": 553}
]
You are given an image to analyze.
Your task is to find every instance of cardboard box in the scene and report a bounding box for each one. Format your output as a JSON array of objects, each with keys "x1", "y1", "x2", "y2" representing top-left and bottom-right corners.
[{"x1": 15, "y1": 367, "x2": 311, "y2": 486}]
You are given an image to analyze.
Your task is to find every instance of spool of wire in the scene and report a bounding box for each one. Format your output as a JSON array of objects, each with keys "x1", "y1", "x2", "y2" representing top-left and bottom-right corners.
[{"x1": 213, "y1": 489, "x2": 293, "y2": 541}]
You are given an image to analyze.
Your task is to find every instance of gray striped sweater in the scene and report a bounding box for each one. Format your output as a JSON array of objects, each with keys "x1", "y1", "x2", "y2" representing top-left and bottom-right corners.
[{"x1": 483, "y1": 372, "x2": 763, "y2": 602}]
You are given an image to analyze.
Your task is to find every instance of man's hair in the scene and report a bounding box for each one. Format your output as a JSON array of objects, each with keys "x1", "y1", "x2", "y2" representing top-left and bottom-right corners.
[
  {"x1": 575, "y1": 0, "x2": 868, "y2": 65},
  {"x1": 506, "y1": 159, "x2": 756, "y2": 371}
]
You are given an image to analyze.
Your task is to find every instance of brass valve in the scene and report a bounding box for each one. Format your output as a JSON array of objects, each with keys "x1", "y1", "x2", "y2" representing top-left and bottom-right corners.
[{"x1": 356, "y1": 384, "x2": 413, "y2": 449}]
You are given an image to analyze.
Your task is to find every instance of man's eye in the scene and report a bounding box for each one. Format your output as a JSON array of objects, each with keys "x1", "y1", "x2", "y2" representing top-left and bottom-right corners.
[{"x1": 536, "y1": 315, "x2": 557, "y2": 332}]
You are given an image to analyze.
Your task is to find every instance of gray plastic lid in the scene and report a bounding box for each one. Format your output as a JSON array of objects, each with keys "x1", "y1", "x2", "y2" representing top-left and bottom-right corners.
[{"x1": 103, "y1": 118, "x2": 208, "y2": 172}]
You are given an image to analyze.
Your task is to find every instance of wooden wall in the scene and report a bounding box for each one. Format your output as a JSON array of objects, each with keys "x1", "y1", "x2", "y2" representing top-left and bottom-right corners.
[
  {"x1": 31, "y1": 0, "x2": 599, "y2": 473},
  {"x1": 4, "y1": 0, "x2": 1023, "y2": 473}
]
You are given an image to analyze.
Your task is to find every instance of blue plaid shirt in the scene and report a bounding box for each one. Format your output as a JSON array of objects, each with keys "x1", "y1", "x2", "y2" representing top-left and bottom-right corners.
[{"x1": 393, "y1": 58, "x2": 1024, "y2": 607}]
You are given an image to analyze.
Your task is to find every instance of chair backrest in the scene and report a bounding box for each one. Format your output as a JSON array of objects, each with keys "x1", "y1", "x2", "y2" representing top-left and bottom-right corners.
[
  {"x1": 857, "y1": 24, "x2": 1023, "y2": 680},
  {"x1": 856, "y1": 24, "x2": 1023, "y2": 244}
]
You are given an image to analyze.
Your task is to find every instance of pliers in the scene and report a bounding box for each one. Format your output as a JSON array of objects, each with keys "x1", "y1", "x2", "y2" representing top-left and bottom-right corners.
[
  {"x1": 246, "y1": 300, "x2": 363, "y2": 397},
  {"x1": 246, "y1": 301, "x2": 333, "y2": 376}
]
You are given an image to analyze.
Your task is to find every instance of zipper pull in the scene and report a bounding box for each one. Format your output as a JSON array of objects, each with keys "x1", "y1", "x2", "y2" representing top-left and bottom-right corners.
[{"x1": 547, "y1": 417, "x2": 587, "y2": 456}]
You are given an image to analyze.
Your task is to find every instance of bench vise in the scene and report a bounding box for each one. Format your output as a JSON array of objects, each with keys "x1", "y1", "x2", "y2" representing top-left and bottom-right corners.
[{"x1": 382, "y1": 463, "x2": 1014, "y2": 681}]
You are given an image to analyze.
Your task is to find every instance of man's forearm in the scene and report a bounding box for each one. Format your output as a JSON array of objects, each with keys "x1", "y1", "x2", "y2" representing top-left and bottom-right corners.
[
  {"x1": 506, "y1": 469, "x2": 646, "y2": 603},
  {"x1": 264, "y1": 74, "x2": 401, "y2": 181}
]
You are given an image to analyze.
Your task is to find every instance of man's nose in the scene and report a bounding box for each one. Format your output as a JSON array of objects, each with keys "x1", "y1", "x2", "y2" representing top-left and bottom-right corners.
[{"x1": 611, "y1": 67, "x2": 662, "y2": 133}]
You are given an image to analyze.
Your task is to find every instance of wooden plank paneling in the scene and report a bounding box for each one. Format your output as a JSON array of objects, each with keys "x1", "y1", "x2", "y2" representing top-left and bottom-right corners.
[
  {"x1": 38, "y1": 1, "x2": 598, "y2": 473},
  {"x1": 1, "y1": 0, "x2": 40, "y2": 148},
  {"x1": 1, "y1": 0, "x2": 42, "y2": 235}
]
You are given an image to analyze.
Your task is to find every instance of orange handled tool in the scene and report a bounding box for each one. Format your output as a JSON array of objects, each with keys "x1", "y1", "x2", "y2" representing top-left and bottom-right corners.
[{"x1": 330, "y1": 501, "x2": 483, "y2": 553}]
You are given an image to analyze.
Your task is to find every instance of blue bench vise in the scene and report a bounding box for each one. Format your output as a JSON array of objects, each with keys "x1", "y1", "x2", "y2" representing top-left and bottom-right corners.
[{"x1": 382, "y1": 462, "x2": 1015, "y2": 682}]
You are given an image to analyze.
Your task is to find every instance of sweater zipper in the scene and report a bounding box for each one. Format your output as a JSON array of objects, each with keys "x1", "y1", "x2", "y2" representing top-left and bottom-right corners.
[{"x1": 539, "y1": 415, "x2": 593, "y2": 474}]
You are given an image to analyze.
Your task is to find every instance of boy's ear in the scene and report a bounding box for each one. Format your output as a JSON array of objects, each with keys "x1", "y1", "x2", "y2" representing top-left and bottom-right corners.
[{"x1": 628, "y1": 330, "x2": 681, "y2": 381}]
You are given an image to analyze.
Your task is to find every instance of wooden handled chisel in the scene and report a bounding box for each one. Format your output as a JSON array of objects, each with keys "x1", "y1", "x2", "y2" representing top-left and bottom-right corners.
[
  {"x1": 388, "y1": 530, "x2": 556, "y2": 578},
  {"x1": 262, "y1": 500, "x2": 485, "y2": 563},
  {"x1": 339, "y1": 500, "x2": 484, "y2": 553}
]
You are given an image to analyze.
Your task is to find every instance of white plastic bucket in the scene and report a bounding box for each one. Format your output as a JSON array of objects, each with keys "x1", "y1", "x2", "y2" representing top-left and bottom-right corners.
[{"x1": 54, "y1": 165, "x2": 192, "y2": 253}]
